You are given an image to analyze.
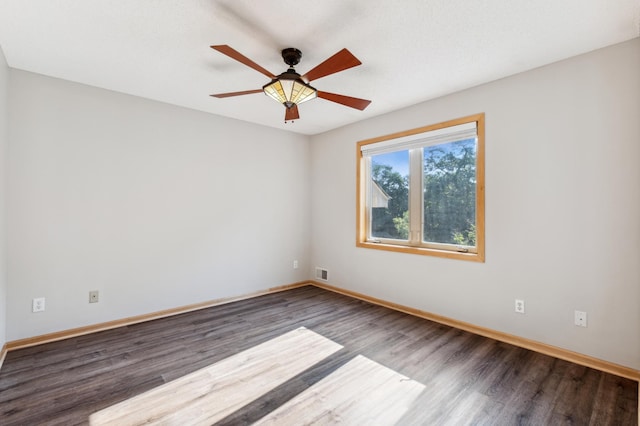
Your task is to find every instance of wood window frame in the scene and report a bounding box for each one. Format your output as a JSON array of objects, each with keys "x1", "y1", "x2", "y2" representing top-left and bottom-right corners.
[{"x1": 356, "y1": 113, "x2": 485, "y2": 262}]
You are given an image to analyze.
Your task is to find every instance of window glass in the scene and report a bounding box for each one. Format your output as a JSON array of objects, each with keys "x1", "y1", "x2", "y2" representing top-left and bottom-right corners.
[
  {"x1": 370, "y1": 150, "x2": 409, "y2": 240},
  {"x1": 423, "y1": 139, "x2": 476, "y2": 246}
]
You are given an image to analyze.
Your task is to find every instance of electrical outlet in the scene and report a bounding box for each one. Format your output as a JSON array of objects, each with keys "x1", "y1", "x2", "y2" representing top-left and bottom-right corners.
[
  {"x1": 574, "y1": 310, "x2": 587, "y2": 327},
  {"x1": 32, "y1": 297, "x2": 45, "y2": 313},
  {"x1": 293, "y1": 260, "x2": 299, "y2": 269},
  {"x1": 515, "y1": 299, "x2": 525, "y2": 314},
  {"x1": 89, "y1": 291, "x2": 99, "y2": 303}
]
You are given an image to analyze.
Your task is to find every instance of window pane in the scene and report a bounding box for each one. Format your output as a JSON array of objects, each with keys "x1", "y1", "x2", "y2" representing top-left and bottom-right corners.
[
  {"x1": 370, "y1": 150, "x2": 409, "y2": 240},
  {"x1": 423, "y1": 138, "x2": 476, "y2": 246}
]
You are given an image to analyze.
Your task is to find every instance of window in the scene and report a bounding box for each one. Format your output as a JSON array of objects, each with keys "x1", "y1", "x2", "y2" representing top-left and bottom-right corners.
[{"x1": 357, "y1": 113, "x2": 484, "y2": 261}]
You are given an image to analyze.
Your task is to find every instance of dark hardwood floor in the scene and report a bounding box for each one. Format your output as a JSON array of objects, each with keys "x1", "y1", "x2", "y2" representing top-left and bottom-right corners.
[{"x1": 0, "y1": 286, "x2": 637, "y2": 425}]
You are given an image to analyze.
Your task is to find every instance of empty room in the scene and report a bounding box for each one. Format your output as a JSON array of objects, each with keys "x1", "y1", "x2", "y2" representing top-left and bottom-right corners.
[{"x1": 0, "y1": 1, "x2": 639, "y2": 425}]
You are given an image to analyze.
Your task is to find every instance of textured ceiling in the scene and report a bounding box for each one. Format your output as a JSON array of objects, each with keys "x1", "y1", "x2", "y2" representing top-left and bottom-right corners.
[{"x1": 0, "y1": 0, "x2": 638, "y2": 135}]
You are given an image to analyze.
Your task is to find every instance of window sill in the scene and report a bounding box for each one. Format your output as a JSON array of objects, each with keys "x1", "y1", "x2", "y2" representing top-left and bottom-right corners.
[{"x1": 356, "y1": 240, "x2": 485, "y2": 262}]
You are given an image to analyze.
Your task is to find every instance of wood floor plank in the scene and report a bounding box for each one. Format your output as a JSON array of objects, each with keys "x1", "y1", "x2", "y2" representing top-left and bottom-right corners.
[
  {"x1": 0, "y1": 285, "x2": 637, "y2": 425},
  {"x1": 588, "y1": 373, "x2": 639, "y2": 425},
  {"x1": 551, "y1": 363, "x2": 614, "y2": 424},
  {"x1": 88, "y1": 327, "x2": 342, "y2": 426}
]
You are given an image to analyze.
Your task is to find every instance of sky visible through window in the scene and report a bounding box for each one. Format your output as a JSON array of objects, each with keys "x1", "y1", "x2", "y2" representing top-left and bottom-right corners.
[{"x1": 372, "y1": 150, "x2": 409, "y2": 177}]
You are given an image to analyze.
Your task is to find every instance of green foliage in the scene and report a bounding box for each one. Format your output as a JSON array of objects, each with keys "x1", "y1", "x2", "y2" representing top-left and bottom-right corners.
[
  {"x1": 452, "y1": 223, "x2": 476, "y2": 246},
  {"x1": 371, "y1": 164, "x2": 408, "y2": 239},
  {"x1": 392, "y1": 211, "x2": 410, "y2": 239},
  {"x1": 423, "y1": 139, "x2": 476, "y2": 246}
]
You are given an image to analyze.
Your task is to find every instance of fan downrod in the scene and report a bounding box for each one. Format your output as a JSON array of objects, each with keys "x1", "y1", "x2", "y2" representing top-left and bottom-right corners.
[{"x1": 281, "y1": 48, "x2": 302, "y2": 67}]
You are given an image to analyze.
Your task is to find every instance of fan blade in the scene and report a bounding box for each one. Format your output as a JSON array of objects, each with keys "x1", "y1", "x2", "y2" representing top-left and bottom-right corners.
[
  {"x1": 317, "y1": 91, "x2": 371, "y2": 110},
  {"x1": 302, "y1": 48, "x2": 362, "y2": 82},
  {"x1": 211, "y1": 45, "x2": 276, "y2": 79},
  {"x1": 285, "y1": 104, "x2": 300, "y2": 121},
  {"x1": 210, "y1": 89, "x2": 263, "y2": 98}
]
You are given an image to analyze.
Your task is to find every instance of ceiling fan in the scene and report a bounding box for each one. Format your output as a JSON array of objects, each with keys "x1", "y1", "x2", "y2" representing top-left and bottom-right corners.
[{"x1": 210, "y1": 45, "x2": 371, "y2": 122}]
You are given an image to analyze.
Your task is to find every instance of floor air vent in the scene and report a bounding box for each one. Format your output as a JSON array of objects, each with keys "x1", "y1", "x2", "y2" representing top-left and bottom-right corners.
[{"x1": 315, "y1": 267, "x2": 329, "y2": 281}]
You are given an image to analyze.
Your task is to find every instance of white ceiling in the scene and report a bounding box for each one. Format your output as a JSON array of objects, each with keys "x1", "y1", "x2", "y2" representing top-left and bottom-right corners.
[{"x1": 0, "y1": 1, "x2": 638, "y2": 135}]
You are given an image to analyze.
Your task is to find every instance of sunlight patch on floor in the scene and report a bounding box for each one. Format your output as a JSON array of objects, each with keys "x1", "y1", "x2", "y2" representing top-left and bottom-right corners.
[
  {"x1": 254, "y1": 354, "x2": 425, "y2": 425},
  {"x1": 90, "y1": 326, "x2": 425, "y2": 425},
  {"x1": 89, "y1": 327, "x2": 341, "y2": 425}
]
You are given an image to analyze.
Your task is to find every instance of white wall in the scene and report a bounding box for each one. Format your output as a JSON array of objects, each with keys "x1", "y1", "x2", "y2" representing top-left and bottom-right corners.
[
  {"x1": 7, "y1": 71, "x2": 310, "y2": 340},
  {"x1": 310, "y1": 38, "x2": 640, "y2": 369},
  {"x1": 0, "y1": 46, "x2": 8, "y2": 349}
]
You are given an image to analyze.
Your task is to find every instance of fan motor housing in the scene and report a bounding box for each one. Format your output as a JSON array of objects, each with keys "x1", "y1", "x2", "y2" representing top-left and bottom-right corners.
[{"x1": 282, "y1": 48, "x2": 302, "y2": 67}]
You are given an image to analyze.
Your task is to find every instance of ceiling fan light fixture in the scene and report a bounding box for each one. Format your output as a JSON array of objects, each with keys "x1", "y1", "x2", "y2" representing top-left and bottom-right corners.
[
  {"x1": 263, "y1": 70, "x2": 317, "y2": 108},
  {"x1": 210, "y1": 45, "x2": 371, "y2": 121}
]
